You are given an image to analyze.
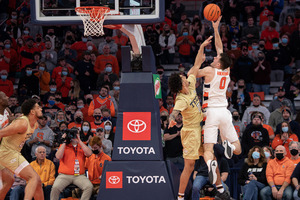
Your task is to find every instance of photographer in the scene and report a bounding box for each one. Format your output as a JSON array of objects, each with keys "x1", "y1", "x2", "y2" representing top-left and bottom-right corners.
[{"x1": 50, "y1": 128, "x2": 93, "y2": 200}]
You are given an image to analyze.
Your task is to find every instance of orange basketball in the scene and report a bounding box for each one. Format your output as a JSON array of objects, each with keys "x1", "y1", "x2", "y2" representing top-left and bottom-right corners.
[{"x1": 203, "y1": 3, "x2": 221, "y2": 22}]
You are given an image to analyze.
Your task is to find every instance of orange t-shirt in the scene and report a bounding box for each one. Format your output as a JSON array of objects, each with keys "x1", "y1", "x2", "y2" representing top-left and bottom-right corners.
[
  {"x1": 90, "y1": 122, "x2": 104, "y2": 133},
  {"x1": 68, "y1": 122, "x2": 82, "y2": 131},
  {"x1": 271, "y1": 133, "x2": 299, "y2": 158},
  {"x1": 85, "y1": 152, "x2": 111, "y2": 184},
  {"x1": 58, "y1": 143, "x2": 86, "y2": 175},
  {"x1": 263, "y1": 124, "x2": 274, "y2": 137},
  {"x1": 94, "y1": 54, "x2": 119, "y2": 76},
  {"x1": 176, "y1": 36, "x2": 195, "y2": 56},
  {"x1": 291, "y1": 157, "x2": 300, "y2": 166}
]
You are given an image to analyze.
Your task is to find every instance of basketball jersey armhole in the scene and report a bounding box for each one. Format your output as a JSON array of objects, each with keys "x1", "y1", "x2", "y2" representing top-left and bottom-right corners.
[{"x1": 204, "y1": 68, "x2": 217, "y2": 85}]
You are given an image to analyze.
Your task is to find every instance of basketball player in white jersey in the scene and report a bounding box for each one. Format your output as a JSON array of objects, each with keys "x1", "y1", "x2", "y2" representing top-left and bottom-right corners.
[
  {"x1": 0, "y1": 99, "x2": 44, "y2": 200},
  {"x1": 191, "y1": 16, "x2": 242, "y2": 199}
]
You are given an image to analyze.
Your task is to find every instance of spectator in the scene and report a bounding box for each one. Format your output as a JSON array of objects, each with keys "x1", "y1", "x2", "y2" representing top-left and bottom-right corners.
[
  {"x1": 165, "y1": 94, "x2": 174, "y2": 114},
  {"x1": 248, "y1": 40, "x2": 260, "y2": 62},
  {"x1": 103, "y1": 117, "x2": 115, "y2": 143},
  {"x1": 275, "y1": 108, "x2": 300, "y2": 138},
  {"x1": 90, "y1": 108, "x2": 103, "y2": 133},
  {"x1": 242, "y1": 95, "x2": 271, "y2": 125},
  {"x1": 27, "y1": 114, "x2": 54, "y2": 160},
  {"x1": 109, "y1": 80, "x2": 120, "y2": 114},
  {"x1": 43, "y1": 94, "x2": 61, "y2": 117},
  {"x1": 71, "y1": 36, "x2": 97, "y2": 61},
  {"x1": 242, "y1": 16, "x2": 260, "y2": 44},
  {"x1": 43, "y1": 81, "x2": 57, "y2": 105},
  {"x1": 263, "y1": 146, "x2": 274, "y2": 163},
  {"x1": 238, "y1": 146, "x2": 268, "y2": 200},
  {"x1": 58, "y1": 41, "x2": 77, "y2": 67},
  {"x1": 269, "y1": 87, "x2": 294, "y2": 114},
  {"x1": 159, "y1": 24, "x2": 176, "y2": 64},
  {"x1": 88, "y1": 86, "x2": 115, "y2": 117},
  {"x1": 96, "y1": 63, "x2": 119, "y2": 90},
  {"x1": 232, "y1": 43, "x2": 254, "y2": 92},
  {"x1": 226, "y1": 40, "x2": 242, "y2": 65},
  {"x1": 267, "y1": 38, "x2": 285, "y2": 82},
  {"x1": 20, "y1": 37, "x2": 39, "y2": 70},
  {"x1": 260, "y1": 145, "x2": 295, "y2": 200},
  {"x1": 44, "y1": 27, "x2": 59, "y2": 51},
  {"x1": 271, "y1": 0, "x2": 284, "y2": 21},
  {"x1": 232, "y1": 110, "x2": 246, "y2": 139},
  {"x1": 40, "y1": 40, "x2": 57, "y2": 74},
  {"x1": 163, "y1": 113, "x2": 183, "y2": 169},
  {"x1": 272, "y1": 121, "x2": 299, "y2": 158},
  {"x1": 0, "y1": 70, "x2": 13, "y2": 97},
  {"x1": 79, "y1": 121, "x2": 93, "y2": 145},
  {"x1": 227, "y1": 15, "x2": 242, "y2": 43},
  {"x1": 144, "y1": 25, "x2": 161, "y2": 64},
  {"x1": 176, "y1": 27, "x2": 195, "y2": 65},
  {"x1": 68, "y1": 79, "x2": 84, "y2": 104},
  {"x1": 283, "y1": 74, "x2": 300, "y2": 107},
  {"x1": 77, "y1": 97, "x2": 93, "y2": 123},
  {"x1": 260, "y1": 21, "x2": 279, "y2": 50},
  {"x1": 269, "y1": 103, "x2": 292, "y2": 132},
  {"x1": 279, "y1": 34, "x2": 294, "y2": 77},
  {"x1": 28, "y1": 51, "x2": 42, "y2": 73},
  {"x1": 231, "y1": 79, "x2": 251, "y2": 117},
  {"x1": 51, "y1": 57, "x2": 74, "y2": 81},
  {"x1": 95, "y1": 126, "x2": 113, "y2": 158},
  {"x1": 8, "y1": 95, "x2": 18, "y2": 113},
  {"x1": 94, "y1": 45, "x2": 119, "y2": 76},
  {"x1": 98, "y1": 35, "x2": 118, "y2": 55},
  {"x1": 112, "y1": 29, "x2": 128, "y2": 65},
  {"x1": 30, "y1": 146, "x2": 55, "y2": 200},
  {"x1": 289, "y1": 141, "x2": 300, "y2": 165},
  {"x1": 291, "y1": 162, "x2": 300, "y2": 200},
  {"x1": 56, "y1": 67, "x2": 72, "y2": 102},
  {"x1": 34, "y1": 62, "x2": 50, "y2": 96},
  {"x1": 34, "y1": 34, "x2": 45, "y2": 52},
  {"x1": 258, "y1": 0, "x2": 274, "y2": 26},
  {"x1": 54, "y1": 92, "x2": 65, "y2": 111},
  {"x1": 6, "y1": 176, "x2": 26, "y2": 200},
  {"x1": 281, "y1": 15, "x2": 297, "y2": 36},
  {"x1": 50, "y1": 129, "x2": 93, "y2": 200},
  {"x1": 54, "y1": 110, "x2": 67, "y2": 128},
  {"x1": 261, "y1": 13, "x2": 280, "y2": 32},
  {"x1": 203, "y1": 41, "x2": 217, "y2": 65},
  {"x1": 252, "y1": 51, "x2": 271, "y2": 95},
  {"x1": 279, "y1": 0, "x2": 300, "y2": 26},
  {"x1": 241, "y1": 113, "x2": 270, "y2": 156},
  {"x1": 258, "y1": 39, "x2": 268, "y2": 55},
  {"x1": 157, "y1": 66, "x2": 169, "y2": 104},
  {"x1": 68, "y1": 110, "x2": 84, "y2": 131},
  {"x1": 85, "y1": 136, "x2": 111, "y2": 198},
  {"x1": 290, "y1": 23, "x2": 300, "y2": 70},
  {"x1": 18, "y1": 65, "x2": 39, "y2": 96},
  {"x1": 3, "y1": 39, "x2": 18, "y2": 73},
  {"x1": 256, "y1": 112, "x2": 276, "y2": 141}
]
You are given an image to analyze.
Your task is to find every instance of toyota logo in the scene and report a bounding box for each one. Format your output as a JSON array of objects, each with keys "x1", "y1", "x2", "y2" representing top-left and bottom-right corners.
[
  {"x1": 127, "y1": 119, "x2": 147, "y2": 133},
  {"x1": 108, "y1": 176, "x2": 121, "y2": 184}
]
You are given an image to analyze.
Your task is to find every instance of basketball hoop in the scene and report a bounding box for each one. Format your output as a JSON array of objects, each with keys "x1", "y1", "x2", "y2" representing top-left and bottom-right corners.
[{"x1": 75, "y1": 6, "x2": 110, "y2": 37}]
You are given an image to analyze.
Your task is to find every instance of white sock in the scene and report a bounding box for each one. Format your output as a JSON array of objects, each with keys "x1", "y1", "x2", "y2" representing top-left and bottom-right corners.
[
  {"x1": 216, "y1": 184, "x2": 224, "y2": 193},
  {"x1": 178, "y1": 193, "x2": 184, "y2": 200},
  {"x1": 207, "y1": 160, "x2": 212, "y2": 170}
]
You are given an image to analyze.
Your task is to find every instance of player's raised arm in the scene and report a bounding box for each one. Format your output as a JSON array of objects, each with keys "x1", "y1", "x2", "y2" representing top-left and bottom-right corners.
[
  {"x1": 212, "y1": 16, "x2": 223, "y2": 55},
  {"x1": 187, "y1": 36, "x2": 213, "y2": 77},
  {"x1": 0, "y1": 118, "x2": 27, "y2": 139}
]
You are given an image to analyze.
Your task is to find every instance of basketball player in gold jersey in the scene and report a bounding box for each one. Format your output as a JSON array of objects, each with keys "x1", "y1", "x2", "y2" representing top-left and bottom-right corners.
[
  {"x1": 0, "y1": 99, "x2": 44, "y2": 200},
  {"x1": 168, "y1": 36, "x2": 213, "y2": 200}
]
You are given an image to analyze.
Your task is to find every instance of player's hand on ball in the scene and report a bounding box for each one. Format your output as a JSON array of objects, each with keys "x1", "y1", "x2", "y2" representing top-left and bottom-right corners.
[
  {"x1": 168, "y1": 120, "x2": 177, "y2": 128},
  {"x1": 212, "y1": 16, "x2": 222, "y2": 29}
]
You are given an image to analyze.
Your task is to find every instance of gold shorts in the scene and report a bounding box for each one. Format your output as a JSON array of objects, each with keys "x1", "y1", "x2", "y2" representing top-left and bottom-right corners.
[
  {"x1": 181, "y1": 126, "x2": 202, "y2": 160},
  {"x1": 0, "y1": 146, "x2": 29, "y2": 175}
]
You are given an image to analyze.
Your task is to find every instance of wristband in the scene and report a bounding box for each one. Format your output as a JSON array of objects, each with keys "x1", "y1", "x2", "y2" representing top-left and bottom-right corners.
[{"x1": 271, "y1": 185, "x2": 276, "y2": 188}]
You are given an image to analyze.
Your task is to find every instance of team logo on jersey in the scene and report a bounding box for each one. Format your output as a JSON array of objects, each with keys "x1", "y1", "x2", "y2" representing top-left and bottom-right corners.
[
  {"x1": 106, "y1": 171, "x2": 123, "y2": 189},
  {"x1": 123, "y1": 112, "x2": 151, "y2": 141}
]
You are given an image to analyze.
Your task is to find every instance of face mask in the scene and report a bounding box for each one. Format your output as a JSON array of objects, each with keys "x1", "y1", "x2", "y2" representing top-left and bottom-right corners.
[
  {"x1": 55, "y1": 98, "x2": 61, "y2": 102},
  {"x1": 50, "y1": 87, "x2": 56, "y2": 92},
  {"x1": 147, "y1": 29, "x2": 152, "y2": 33},
  {"x1": 39, "y1": 66, "x2": 45, "y2": 71},
  {"x1": 62, "y1": 71, "x2": 68, "y2": 76},
  {"x1": 196, "y1": 39, "x2": 202, "y2": 44},
  {"x1": 20, "y1": 89, "x2": 27, "y2": 95},
  {"x1": 105, "y1": 66, "x2": 112, "y2": 73},
  {"x1": 66, "y1": 110, "x2": 72, "y2": 115},
  {"x1": 114, "y1": 86, "x2": 120, "y2": 90},
  {"x1": 86, "y1": 98, "x2": 92, "y2": 105},
  {"x1": 48, "y1": 100, "x2": 55, "y2": 106},
  {"x1": 277, "y1": 95, "x2": 284, "y2": 99},
  {"x1": 94, "y1": 115, "x2": 101, "y2": 121},
  {"x1": 282, "y1": 127, "x2": 289, "y2": 133},
  {"x1": 165, "y1": 30, "x2": 170, "y2": 34},
  {"x1": 77, "y1": 105, "x2": 84, "y2": 109},
  {"x1": 82, "y1": 38, "x2": 88, "y2": 42},
  {"x1": 179, "y1": 68, "x2": 185, "y2": 72},
  {"x1": 252, "y1": 45, "x2": 258, "y2": 50},
  {"x1": 11, "y1": 15, "x2": 17, "y2": 19},
  {"x1": 155, "y1": 25, "x2": 160, "y2": 29},
  {"x1": 103, "y1": 117, "x2": 111, "y2": 122},
  {"x1": 233, "y1": 115, "x2": 239, "y2": 121},
  {"x1": 252, "y1": 151, "x2": 260, "y2": 159},
  {"x1": 273, "y1": 43, "x2": 279, "y2": 48},
  {"x1": 75, "y1": 117, "x2": 82, "y2": 124},
  {"x1": 92, "y1": 149, "x2": 99, "y2": 154},
  {"x1": 231, "y1": 44, "x2": 237, "y2": 49},
  {"x1": 82, "y1": 126, "x2": 89, "y2": 132},
  {"x1": 276, "y1": 153, "x2": 284, "y2": 160},
  {"x1": 67, "y1": 36, "x2": 72, "y2": 40},
  {"x1": 258, "y1": 57, "x2": 264, "y2": 61},
  {"x1": 36, "y1": 38, "x2": 41, "y2": 43},
  {"x1": 282, "y1": 38, "x2": 288, "y2": 44},
  {"x1": 26, "y1": 70, "x2": 32, "y2": 76},
  {"x1": 161, "y1": 116, "x2": 167, "y2": 121},
  {"x1": 24, "y1": 30, "x2": 29, "y2": 35},
  {"x1": 238, "y1": 85, "x2": 244, "y2": 89},
  {"x1": 264, "y1": 151, "x2": 270, "y2": 158},
  {"x1": 205, "y1": 48, "x2": 211, "y2": 52},
  {"x1": 87, "y1": 46, "x2": 93, "y2": 51},
  {"x1": 57, "y1": 119, "x2": 64, "y2": 123},
  {"x1": 4, "y1": 44, "x2": 10, "y2": 49},
  {"x1": 290, "y1": 149, "x2": 299, "y2": 156},
  {"x1": 182, "y1": 32, "x2": 188, "y2": 36},
  {"x1": 259, "y1": 44, "x2": 264, "y2": 48},
  {"x1": 48, "y1": 32, "x2": 54, "y2": 36},
  {"x1": 1, "y1": 75, "x2": 7, "y2": 80},
  {"x1": 105, "y1": 125, "x2": 112, "y2": 131},
  {"x1": 157, "y1": 71, "x2": 163, "y2": 75}
]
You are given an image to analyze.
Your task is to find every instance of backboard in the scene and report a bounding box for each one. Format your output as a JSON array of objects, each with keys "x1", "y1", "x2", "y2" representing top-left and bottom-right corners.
[{"x1": 31, "y1": 0, "x2": 164, "y2": 25}]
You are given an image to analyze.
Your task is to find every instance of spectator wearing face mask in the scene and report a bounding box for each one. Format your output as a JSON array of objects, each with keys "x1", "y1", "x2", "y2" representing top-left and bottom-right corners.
[
  {"x1": 43, "y1": 95, "x2": 61, "y2": 118},
  {"x1": 260, "y1": 21, "x2": 279, "y2": 51},
  {"x1": 96, "y1": 63, "x2": 119, "y2": 90},
  {"x1": 3, "y1": 39, "x2": 18, "y2": 73},
  {"x1": 156, "y1": 66, "x2": 168, "y2": 106},
  {"x1": 34, "y1": 34, "x2": 45, "y2": 52},
  {"x1": 41, "y1": 40, "x2": 57, "y2": 74},
  {"x1": 275, "y1": 108, "x2": 300, "y2": 139},
  {"x1": 44, "y1": 28, "x2": 59, "y2": 51},
  {"x1": 94, "y1": 45, "x2": 119, "y2": 76},
  {"x1": 90, "y1": 108, "x2": 103, "y2": 133},
  {"x1": 289, "y1": 141, "x2": 300, "y2": 165},
  {"x1": 79, "y1": 97, "x2": 94, "y2": 123},
  {"x1": 71, "y1": 36, "x2": 97, "y2": 61},
  {"x1": 0, "y1": 70, "x2": 13, "y2": 97},
  {"x1": 159, "y1": 24, "x2": 176, "y2": 64},
  {"x1": 58, "y1": 40, "x2": 77, "y2": 67},
  {"x1": 253, "y1": 51, "x2": 271, "y2": 95},
  {"x1": 272, "y1": 121, "x2": 299, "y2": 158},
  {"x1": 18, "y1": 65, "x2": 39, "y2": 96},
  {"x1": 68, "y1": 111, "x2": 84, "y2": 131},
  {"x1": 98, "y1": 35, "x2": 118, "y2": 56},
  {"x1": 20, "y1": 37, "x2": 39, "y2": 70},
  {"x1": 176, "y1": 28, "x2": 195, "y2": 65},
  {"x1": 34, "y1": 62, "x2": 50, "y2": 96},
  {"x1": 109, "y1": 80, "x2": 120, "y2": 114},
  {"x1": 102, "y1": 120, "x2": 113, "y2": 156},
  {"x1": 56, "y1": 67, "x2": 72, "y2": 102},
  {"x1": 231, "y1": 79, "x2": 251, "y2": 117},
  {"x1": 232, "y1": 110, "x2": 246, "y2": 139},
  {"x1": 79, "y1": 121, "x2": 93, "y2": 145},
  {"x1": 51, "y1": 57, "x2": 74, "y2": 81}
]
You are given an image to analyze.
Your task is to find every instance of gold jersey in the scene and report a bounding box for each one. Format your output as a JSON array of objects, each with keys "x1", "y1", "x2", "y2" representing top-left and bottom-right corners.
[
  {"x1": 0, "y1": 116, "x2": 37, "y2": 152},
  {"x1": 173, "y1": 74, "x2": 202, "y2": 127}
]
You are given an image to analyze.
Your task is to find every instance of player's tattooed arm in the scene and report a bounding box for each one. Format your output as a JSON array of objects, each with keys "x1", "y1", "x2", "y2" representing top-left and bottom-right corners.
[{"x1": 168, "y1": 110, "x2": 180, "y2": 128}]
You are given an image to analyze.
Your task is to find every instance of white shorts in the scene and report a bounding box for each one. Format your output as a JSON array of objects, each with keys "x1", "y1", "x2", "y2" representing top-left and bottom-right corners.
[{"x1": 203, "y1": 107, "x2": 239, "y2": 144}]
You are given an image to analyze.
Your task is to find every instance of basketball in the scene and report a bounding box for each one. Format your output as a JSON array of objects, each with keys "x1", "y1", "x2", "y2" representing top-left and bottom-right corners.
[{"x1": 203, "y1": 3, "x2": 221, "y2": 22}]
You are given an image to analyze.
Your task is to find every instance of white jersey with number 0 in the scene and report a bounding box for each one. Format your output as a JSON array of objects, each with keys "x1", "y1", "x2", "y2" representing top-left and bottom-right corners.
[
  {"x1": 203, "y1": 68, "x2": 229, "y2": 108},
  {"x1": 0, "y1": 109, "x2": 9, "y2": 129}
]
